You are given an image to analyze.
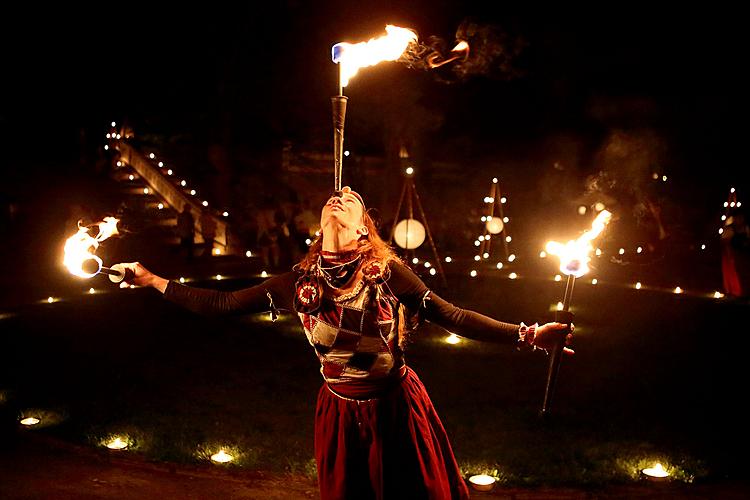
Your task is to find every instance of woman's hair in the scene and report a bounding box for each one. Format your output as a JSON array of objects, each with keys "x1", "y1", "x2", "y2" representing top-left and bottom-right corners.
[{"x1": 295, "y1": 208, "x2": 400, "y2": 272}]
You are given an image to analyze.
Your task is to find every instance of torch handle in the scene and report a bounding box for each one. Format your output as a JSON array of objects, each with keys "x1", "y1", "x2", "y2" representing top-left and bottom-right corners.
[
  {"x1": 540, "y1": 275, "x2": 575, "y2": 418},
  {"x1": 540, "y1": 309, "x2": 573, "y2": 418},
  {"x1": 331, "y1": 96, "x2": 348, "y2": 192}
]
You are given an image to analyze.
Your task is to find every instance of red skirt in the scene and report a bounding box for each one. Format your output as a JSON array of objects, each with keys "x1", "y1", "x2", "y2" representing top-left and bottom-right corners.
[{"x1": 314, "y1": 367, "x2": 470, "y2": 500}]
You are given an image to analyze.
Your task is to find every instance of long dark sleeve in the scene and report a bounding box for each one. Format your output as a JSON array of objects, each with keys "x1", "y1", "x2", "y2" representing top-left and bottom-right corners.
[
  {"x1": 163, "y1": 271, "x2": 297, "y2": 316},
  {"x1": 386, "y1": 261, "x2": 520, "y2": 343}
]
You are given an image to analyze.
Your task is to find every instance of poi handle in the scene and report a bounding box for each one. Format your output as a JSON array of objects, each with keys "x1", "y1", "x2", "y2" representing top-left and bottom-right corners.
[{"x1": 107, "y1": 264, "x2": 135, "y2": 284}]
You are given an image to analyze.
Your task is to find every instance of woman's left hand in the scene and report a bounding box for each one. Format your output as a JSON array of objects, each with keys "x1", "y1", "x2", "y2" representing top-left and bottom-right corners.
[{"x1": 534, "y1": 322, "x2": 575, "y2": 355}]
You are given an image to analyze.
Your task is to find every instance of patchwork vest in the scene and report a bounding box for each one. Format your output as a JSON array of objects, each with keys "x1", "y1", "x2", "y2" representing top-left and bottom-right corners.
[{"x1": 297, "y1": 279, "x2": 404, "y2": 385}]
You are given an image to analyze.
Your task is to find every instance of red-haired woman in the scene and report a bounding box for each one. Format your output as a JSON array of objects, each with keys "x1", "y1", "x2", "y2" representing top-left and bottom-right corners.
[{"x1": 118, "y1": 186, "x2": 571, "y2": 500}]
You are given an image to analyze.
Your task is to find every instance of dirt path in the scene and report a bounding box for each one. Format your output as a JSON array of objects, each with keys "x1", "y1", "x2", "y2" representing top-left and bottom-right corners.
[{"x1": 1, "y1": 434, "x2": 748, "y2": 499}]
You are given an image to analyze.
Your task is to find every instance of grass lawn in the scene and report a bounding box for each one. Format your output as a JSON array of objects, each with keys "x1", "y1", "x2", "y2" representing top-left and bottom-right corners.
[{"x1": 1, "y1": 275, "x2": 747, "y2": 486}]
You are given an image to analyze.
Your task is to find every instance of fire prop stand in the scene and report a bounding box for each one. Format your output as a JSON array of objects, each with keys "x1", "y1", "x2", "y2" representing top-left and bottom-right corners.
[
  {"x1": 388, "y1": 172, "x2": 448, "y2": 287},
  {"x1": 542, "y1": 210, "x2": 612, "y2": 417}
]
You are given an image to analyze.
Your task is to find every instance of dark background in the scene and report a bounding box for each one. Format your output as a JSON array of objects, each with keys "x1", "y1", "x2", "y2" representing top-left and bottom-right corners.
[{"x1": 0, "y1": 3, "x2": 746, "y2": 294}]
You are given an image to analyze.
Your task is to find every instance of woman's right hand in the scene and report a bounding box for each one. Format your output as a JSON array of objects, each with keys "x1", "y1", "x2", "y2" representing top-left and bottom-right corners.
[{"x1": 115, "y1": 262, "x2": 169, "y2": 293}]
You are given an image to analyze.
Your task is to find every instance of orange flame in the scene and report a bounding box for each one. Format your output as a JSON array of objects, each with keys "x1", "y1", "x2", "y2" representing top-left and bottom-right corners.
[
  {"x1": 545, "y1": 210, "x2": 612, "y2": 278},
  {"x1": 63, "y1": 217, "x2": 119, "y2": 278},
  {"x1": 333, "y1": 25, "x2": 418, "y2": 88},
  {"x1": 427, "y1": 40, "x2": 470, "y2": 68}
]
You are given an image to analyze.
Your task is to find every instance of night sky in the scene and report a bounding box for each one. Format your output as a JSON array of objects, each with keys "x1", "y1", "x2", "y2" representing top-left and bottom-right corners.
[{"x1": 1, "y1": 3, "x2": 745, "y2": 209}]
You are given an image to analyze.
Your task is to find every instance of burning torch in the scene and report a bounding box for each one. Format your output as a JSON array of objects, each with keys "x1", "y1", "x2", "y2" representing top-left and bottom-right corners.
[
  {"x1": 63, "y1": 217, "x2": 134, "y2": 284},
  {"x1": 542, "y1": 210, "x2": 612, "y2": 417},
  {"x1": 330, "y1": 25, "x2": 418, "y2": 191}
]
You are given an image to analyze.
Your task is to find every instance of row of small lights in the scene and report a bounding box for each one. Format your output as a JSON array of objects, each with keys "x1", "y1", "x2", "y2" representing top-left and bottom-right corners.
[
  {"x1": 12, "y1": 408, "x2": 673, "y2": 480},
  {"x1": 41, "y1": 267, "x2": 268, "y2": 304},
  {"x1": 467, "y1": 462, "x2": 671, "y2": 491},
  {"x1": 16, "y1": 415, "x2": 236, "y2": 463},
  {"x1": 454, "y1": 247, "x2": 728, "y2": 299},
  {"x1": 106, "y1": 121, "x2": 234, "y2": 231}
]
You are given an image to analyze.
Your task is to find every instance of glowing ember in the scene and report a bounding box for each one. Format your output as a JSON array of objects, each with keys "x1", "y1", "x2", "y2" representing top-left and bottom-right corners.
[
  {"x1": 445, "y1": 334, "x2": 460, "y2": 344},
  {"x1": 405, "y1": 167, "x2": 414, "y2": 175},
  {"x1": 246, "y1": 251, "x2": 252, "y2": 258},
  {"x1": 20, "y1": 417, "x2": 40, "y2": 426},
  {"x1": 333, "y1": 25, "x2": 418, "y2": 88},
  {"x1": 261, "y1": 271, "x2": 268, "y2": 278},
  {"x1": 211, "y1": 449, "x2": 233, "y2": 463},
  {"x1": 539, "y1": 251, "x2": 547, "y2": 258},
  {"x1": 470, "y1": 270, "x2": 477, "y2": 277},
  {"x1": 674, "y1": 287, "x2": 683, "y2": 294},
  {"x1": 635, "y1": 282, "x2": 642, "y2": 289},
  {"x1": 47, "y1": 297, "x2": 55, "y2": 303},
  {"x1": 179, "y1": 277, "x2": 185, "y2": 283},
  {"x1": 89, "y1": 288, "x2": 96, "y2": 294},
  {"x1": 63, "y1": 217, "x2": 119, "y2": 278},
  {"x1": 545, "y1": 211, "x2": 612, "y2": 278},
  {"x1": 508, "y1": 254, "x2": 516, "y2": 262},
  {"x1": 554, "y1": 274, "x2": 562, "y2": 282},
  {"x1": 714, "y1": 291, "x2": 724, "y2": 298},
  {"x1": 105, "y1": 437, "x2": 129, "y2": 450},
  {"x1": 429, "y1": 268, "x2": 436, "y2": 276},
  {"x1": 496, "y1": 262, "x2": 503, "y2": 269},
  {"x1": 445, "y1": 257, "x2": 452, "y2": 263},
  {"x1": 642, "y1": 463, "x2": 669, "y2": 478},
  {"x1": 591, "y1": 278, "x2": 598, "y2": 285},
  {"x1": 509, "y1": 272, "x2": 518, "y2": 279},
  {"x1": 556, "y1": 302, "x2": 564, "y2": 311}
]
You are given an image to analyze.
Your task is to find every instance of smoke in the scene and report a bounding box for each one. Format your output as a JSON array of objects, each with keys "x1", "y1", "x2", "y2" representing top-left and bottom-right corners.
[
  {"x1": 590, "y1": 129, "x2": 667, "y2": 205},
  {"x1": 399, "y1": 20, "x2": 526, "y2": 83}
]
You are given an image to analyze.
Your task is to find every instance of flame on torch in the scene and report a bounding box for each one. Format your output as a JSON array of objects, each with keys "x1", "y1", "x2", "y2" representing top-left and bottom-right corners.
[
  {"x1": 332, "y1": 25, "x2": 418, "y2": 88},
  {"x1": 545, "y1": 210, "x2": 612, "y2": 278},
  {"x1": 63, "y1": 217, "x2": 119, "y2": 278}
]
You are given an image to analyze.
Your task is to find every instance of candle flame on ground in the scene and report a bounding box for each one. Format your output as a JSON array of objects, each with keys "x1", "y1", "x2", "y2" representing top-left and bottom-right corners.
[
  {"x1": 211, "y1": 449, "x2": 234, "y2": 463},
  {"x1": 106, "y1": 437, "x2": 129, "y2": 450},
  {"x1": 63, "y1": 217, "x2": 119, "y2": 278},
  {"x1": 545, "y1": 210, "x2": 612, "y2": 277},
  {"x1": 333, "y1": 25, "x2": 418, "y2": 88},
  {"x1": 642, "y1": 463, "x2": 669, "y2": 478}
]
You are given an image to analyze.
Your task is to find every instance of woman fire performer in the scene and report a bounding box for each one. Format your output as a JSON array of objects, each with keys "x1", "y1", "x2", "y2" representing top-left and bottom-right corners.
[{"x1": 117, "y1": 186, "x2": 572, "y2": 500}]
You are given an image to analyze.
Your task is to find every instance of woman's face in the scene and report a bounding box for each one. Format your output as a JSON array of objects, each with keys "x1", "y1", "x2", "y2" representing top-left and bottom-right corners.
[{"x1": 320, "y1": 186, "x2": 365, "y2": 231}]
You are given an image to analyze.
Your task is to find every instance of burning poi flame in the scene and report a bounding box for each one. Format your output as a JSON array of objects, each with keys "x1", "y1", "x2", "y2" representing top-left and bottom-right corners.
[
  {"x1": 63, "y1": 217, "x2": 119, "y2": 278},
  {"x1": 545, "y1": 210, "x2": 612, "y2": 278},
  {"x1": 332, "y1": 25, "x2": 418, "y2": 88}
]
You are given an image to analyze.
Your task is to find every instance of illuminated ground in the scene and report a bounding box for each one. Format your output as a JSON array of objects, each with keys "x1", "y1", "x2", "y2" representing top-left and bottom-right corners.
[{"x1": 1, "y1": 273, "x2": 749, "y2": 494}]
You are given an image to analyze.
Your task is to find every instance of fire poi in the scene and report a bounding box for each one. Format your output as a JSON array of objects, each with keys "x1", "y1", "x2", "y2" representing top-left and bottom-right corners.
[
  {"x1": 63, "y1": 217, "x2": 133, "y2": 284},
  {"x1": 542, "y1": 210, "x2": 612, "y2": 416}
]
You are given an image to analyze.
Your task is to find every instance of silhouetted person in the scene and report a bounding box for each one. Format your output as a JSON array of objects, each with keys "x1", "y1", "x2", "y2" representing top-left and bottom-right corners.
[
  {"x1": 200, "y1": 209, "x2": 217, "y2": 257},
  {"x1": 177, "y1": 205, "x2": 195, "y2": 262}
]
